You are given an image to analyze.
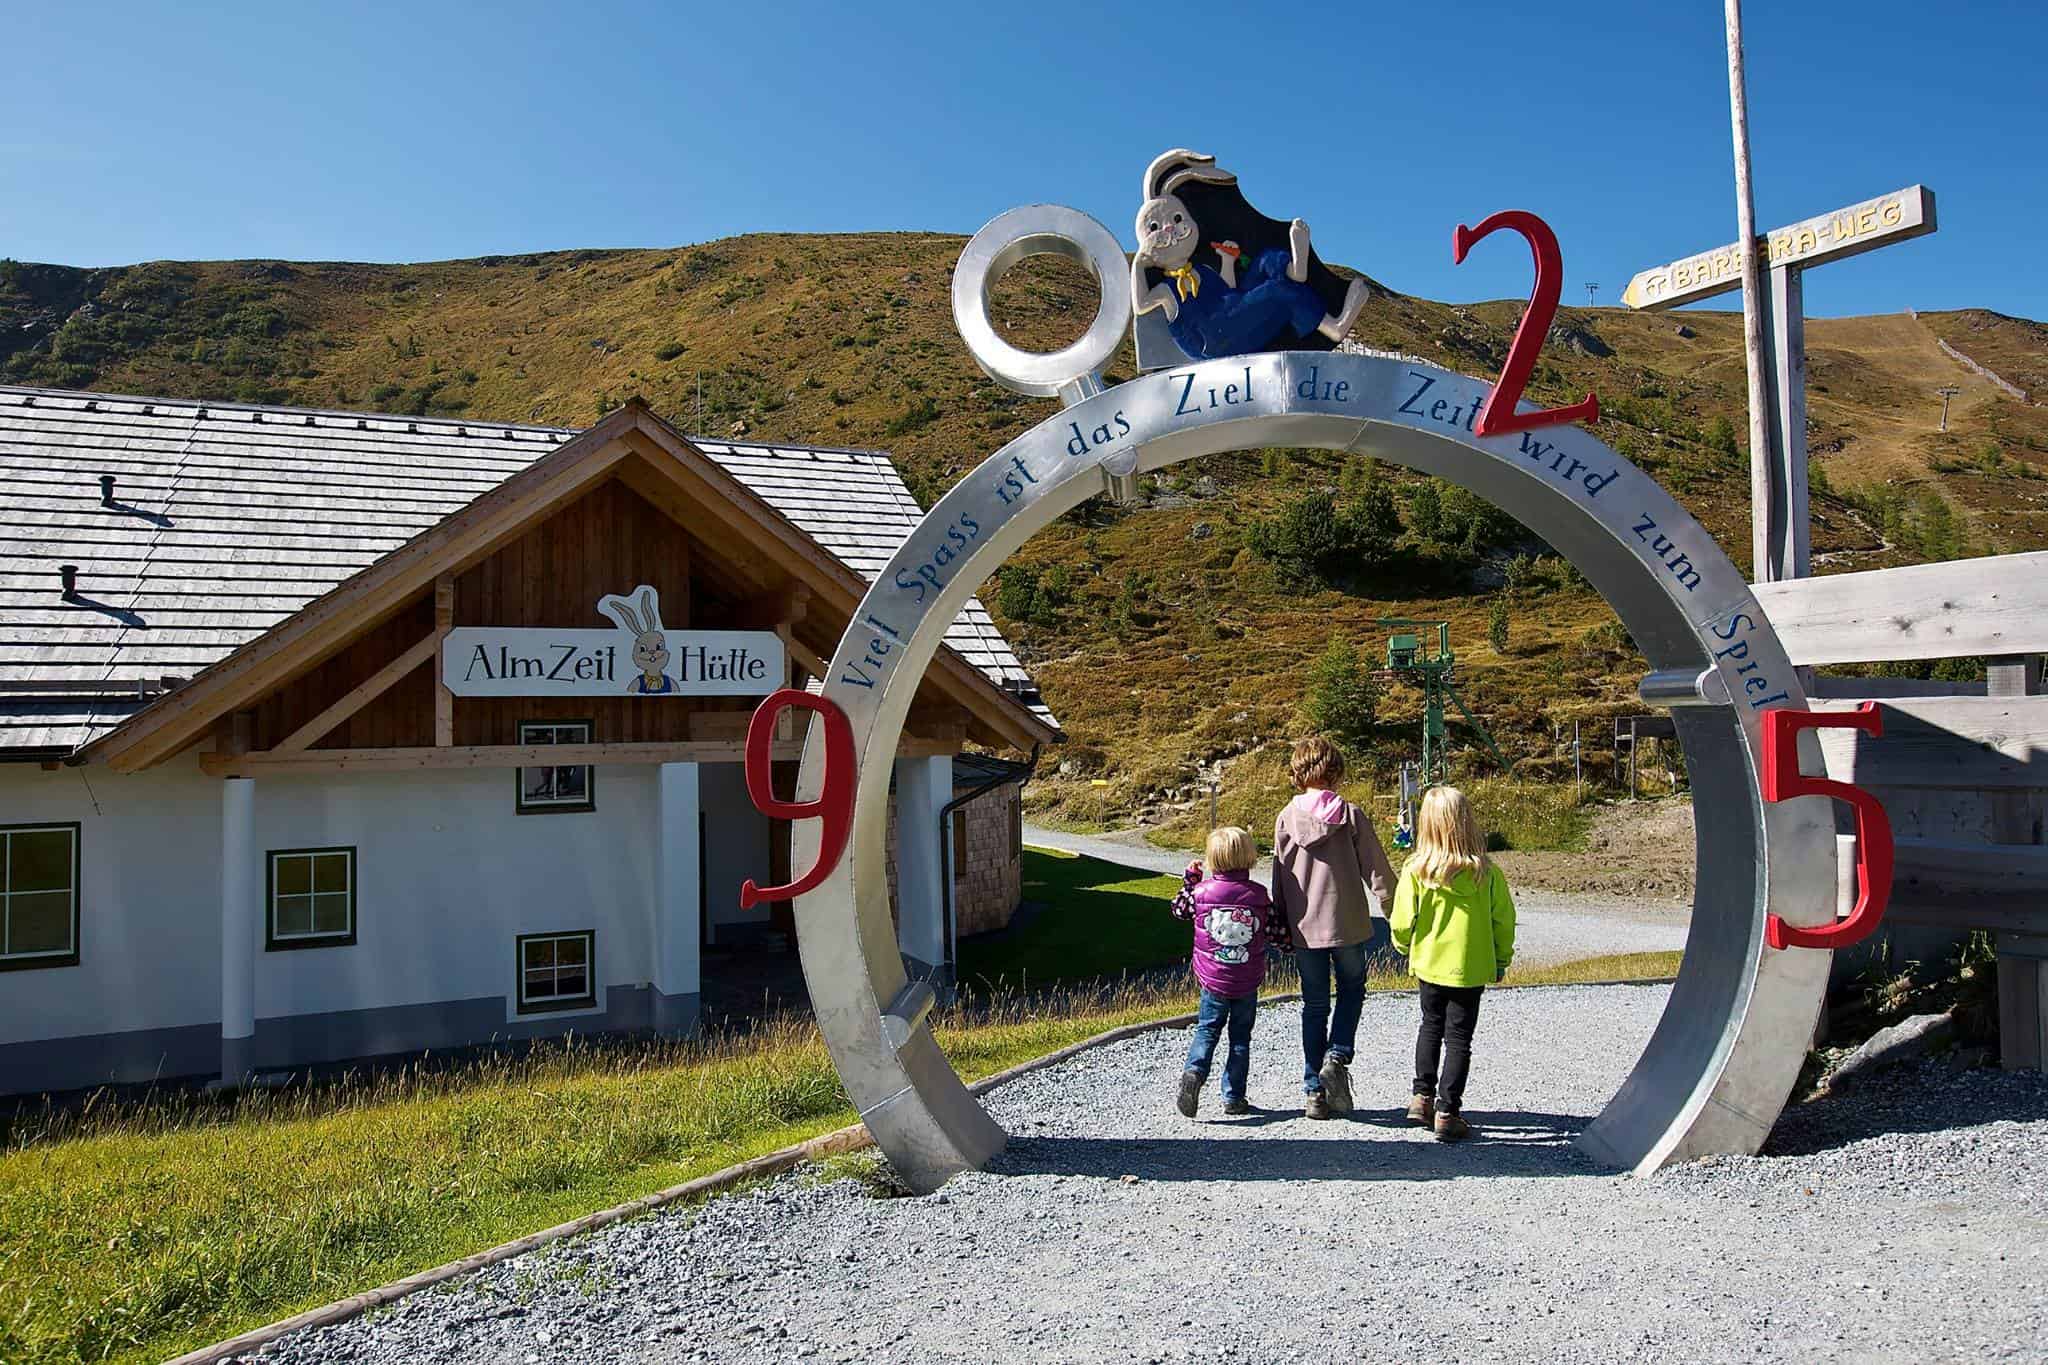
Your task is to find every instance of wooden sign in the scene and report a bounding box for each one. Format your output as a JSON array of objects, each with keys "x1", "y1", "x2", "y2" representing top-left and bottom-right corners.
[
  {"x1": 440, "y1": 584, "x2": 783, "y2": 697},
  {"x1": 1620, "y1": 185, "x2": 1936, "y2": 311}
]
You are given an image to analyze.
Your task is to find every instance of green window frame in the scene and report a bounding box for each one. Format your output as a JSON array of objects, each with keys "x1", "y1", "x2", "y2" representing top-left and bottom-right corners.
[
  {"x1": 266, "y1": 846, "x2": 357, "y2": 951},
  {"x1": 0, "y1": 822, "x2": 81, "y2": 971},
  {"x1": 516, "y1": 930, "x2": 596, "y2": 1013},
  {"x1": 515, "y1": 720, "x2": 595, "y2": 814}
]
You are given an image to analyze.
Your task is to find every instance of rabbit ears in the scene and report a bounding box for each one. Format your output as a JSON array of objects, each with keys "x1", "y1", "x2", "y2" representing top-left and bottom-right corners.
[
  {"x1": 1143, "y1": 149, "x2": 1237, "y2": 201},
  {"x1": 598, "y1": 584, "x2": 665, "y2": 636}
]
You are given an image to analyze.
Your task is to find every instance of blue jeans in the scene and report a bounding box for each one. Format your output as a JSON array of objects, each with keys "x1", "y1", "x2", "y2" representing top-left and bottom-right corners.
[
  {"x1": 1184, "y1": 989, "x2": 1258, "y2": 1103},
  {"x1": 1297, "y1": 941, "x2": 1370, "y2": 1093}
]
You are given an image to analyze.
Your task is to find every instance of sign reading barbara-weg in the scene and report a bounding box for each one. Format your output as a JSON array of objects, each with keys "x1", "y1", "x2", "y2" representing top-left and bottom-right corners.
[
  {"x1": 440, "y1": 584, "x2": 784, "y2": 697},
  {"x1": 1620, "y1": 185, "x2": 1935, "y2": 310}
]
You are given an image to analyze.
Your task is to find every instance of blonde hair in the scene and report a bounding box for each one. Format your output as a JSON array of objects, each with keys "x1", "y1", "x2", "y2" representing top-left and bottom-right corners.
[
  {"x1": 1289, "y1": 736, "x2": 1345, "y2": 789},
  {"x1": 1408, "y1": 786, "x2": 1490, "y2": 888},
  {"x1": 1205, "y1": 825, "x2": 1258, "y2": 874}
]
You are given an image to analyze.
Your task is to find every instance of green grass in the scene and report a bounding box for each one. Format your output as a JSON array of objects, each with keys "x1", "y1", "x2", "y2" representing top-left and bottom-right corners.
[{"x1": 957, "y1": 847, "x2": 1189, "y2": 991}]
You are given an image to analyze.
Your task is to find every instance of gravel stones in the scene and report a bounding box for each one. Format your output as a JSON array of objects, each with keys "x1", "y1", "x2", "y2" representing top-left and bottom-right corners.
[{"x1": 247, "y1": 984, "x2": 2048, "y2": 1365}]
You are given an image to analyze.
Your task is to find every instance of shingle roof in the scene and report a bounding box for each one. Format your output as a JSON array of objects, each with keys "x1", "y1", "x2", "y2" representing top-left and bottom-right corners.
[{"x1": 0, "y1": 385, "x2": 1050, "y2": 753}]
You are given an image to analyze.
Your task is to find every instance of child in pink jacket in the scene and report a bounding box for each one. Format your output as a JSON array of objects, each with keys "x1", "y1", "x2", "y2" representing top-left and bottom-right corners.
[{"x1": 1271, "y1": 737, "x2": 1395, "y2": 1119}]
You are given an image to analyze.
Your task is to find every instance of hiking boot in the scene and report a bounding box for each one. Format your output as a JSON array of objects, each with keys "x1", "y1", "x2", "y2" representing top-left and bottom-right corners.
[
  {"x1": 1434, "y1": 1110, "x2": 1470, "y2": 1143},
  {"x1": 1222, "y1": 1097, "x2": 1252, "y2": 1116},
  {"x1": 1318, "y1": 1057, "x2": 1354, "y2": 1115},
  {"x1": 1176, "y1": 1070, "x2": 1203, "y2": 1118},
  {"x1": 1406, "y1": 1093, "x2": 1436, "y2": 1127},
  {"x1": 1304, "y1": 1090, "x2": 1332, "y2": 1120}
]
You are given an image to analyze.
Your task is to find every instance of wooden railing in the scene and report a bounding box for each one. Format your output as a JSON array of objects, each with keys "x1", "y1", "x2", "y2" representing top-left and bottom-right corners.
[{"x1": 1755, "y1": 551, "x2": 2046, "y2": 1068}]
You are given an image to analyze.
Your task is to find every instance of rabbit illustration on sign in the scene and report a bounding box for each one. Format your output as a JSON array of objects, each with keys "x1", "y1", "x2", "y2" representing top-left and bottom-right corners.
[
  {"x1": 1131, "y1": 149, "x2": 1369, "y2": 363},
  {"x1": 598, "y1": 585, "x2": 676, "y2": 695}
]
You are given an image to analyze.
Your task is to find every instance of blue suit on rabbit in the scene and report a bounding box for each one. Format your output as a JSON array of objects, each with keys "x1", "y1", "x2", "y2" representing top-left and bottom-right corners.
[{"x1": 1164, "y1": 247, "x2": 1332, "y2": 361}]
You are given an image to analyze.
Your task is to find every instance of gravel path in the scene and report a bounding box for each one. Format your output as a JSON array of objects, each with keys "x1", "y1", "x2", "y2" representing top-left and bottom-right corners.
[
  {"x1": 249, "y1": 984, "x2": 2048, "y2": 1365},
  {"x1": 1023, "y1": 824, "x2": 1689, "y2": 968}
]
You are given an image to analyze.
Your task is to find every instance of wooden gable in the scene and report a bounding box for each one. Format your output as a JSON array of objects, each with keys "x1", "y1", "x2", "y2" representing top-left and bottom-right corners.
[{"x1": 94, "y1": 404, "x2": 1056, "y2": 775}]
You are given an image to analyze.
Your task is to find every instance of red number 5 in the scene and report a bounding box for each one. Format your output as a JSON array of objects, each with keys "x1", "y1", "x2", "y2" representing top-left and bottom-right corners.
[
  {"x1": 1759, "y1": 704, "x2": 1894, "y2": 950},
  {"x1": 739, "y1": 689, "x2": 856, "y2": 909},
  {"x1": 1451, "y1": 210, "x2": 1600, "y2": 438}
]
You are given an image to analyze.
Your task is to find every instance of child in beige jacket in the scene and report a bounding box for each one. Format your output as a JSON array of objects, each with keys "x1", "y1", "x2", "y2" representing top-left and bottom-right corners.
[{"x1": 1271, "y1": 737, "x2": 1395, "y2": 1118}]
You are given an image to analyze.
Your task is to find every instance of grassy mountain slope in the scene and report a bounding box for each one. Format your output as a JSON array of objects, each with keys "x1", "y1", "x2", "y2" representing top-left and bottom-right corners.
[{"x1": 4, "y1": 240, "x2": 2043, "y2": 826}]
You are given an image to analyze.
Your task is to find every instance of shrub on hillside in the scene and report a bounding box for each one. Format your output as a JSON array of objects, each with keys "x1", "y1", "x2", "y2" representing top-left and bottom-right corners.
[
  {"x1": 1487, "y1": 596, "x2": 1510, "y2": 655},
  {"x1": 996, "y1": 563, "x2": 1073, "y2": 627},
  {"x1": 1246, "y1": 486, "x2": 1400, "y2": 588},
  {"x1": 1302, "y1": 634, "x2": 1379, "y2": 752}
]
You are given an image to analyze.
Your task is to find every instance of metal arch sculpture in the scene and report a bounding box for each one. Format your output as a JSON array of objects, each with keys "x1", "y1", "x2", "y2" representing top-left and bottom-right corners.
[{"x1": 775, "y1": 206, "x2": 1842, "y2": 1194}]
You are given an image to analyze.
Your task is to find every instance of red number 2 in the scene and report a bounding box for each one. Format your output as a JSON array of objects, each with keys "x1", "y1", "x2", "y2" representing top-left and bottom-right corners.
[
  {"x1": 739, "y1": 689, "x2": 855, "y2": 909},
  {"x1": 1758, "y1": 704, "x2": 1894, "y2": 950},
  {"x1": 1451, "y1": 210, "x2": 1600, "y2": 438}
]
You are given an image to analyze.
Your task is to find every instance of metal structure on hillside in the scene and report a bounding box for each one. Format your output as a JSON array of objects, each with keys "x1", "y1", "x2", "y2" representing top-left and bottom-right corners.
[
  {"x1": 735, "y1": 158, "x2": 1891, "y2": 1194},
  {"x1": 1375, "y1": 618, "x2": 1505, "y2": 787}
]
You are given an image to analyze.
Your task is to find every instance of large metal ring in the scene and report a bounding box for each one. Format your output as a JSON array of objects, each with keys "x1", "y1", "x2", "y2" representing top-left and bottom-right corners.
[
  {"x1": 950, "y1": 205, "x2": 1132, "y2": 399},
  {"x1": 793, "y1": 350, "x2": 1839, "y2": 1194}
]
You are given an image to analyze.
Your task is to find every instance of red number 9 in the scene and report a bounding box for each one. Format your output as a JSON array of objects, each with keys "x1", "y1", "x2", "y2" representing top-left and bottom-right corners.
[
  {"x1": 1759, "y1": 704, "x2": 1894, "y2": 950},
  {"x1": 739, "y1": 689, "x2": 856, "y2": 909}
]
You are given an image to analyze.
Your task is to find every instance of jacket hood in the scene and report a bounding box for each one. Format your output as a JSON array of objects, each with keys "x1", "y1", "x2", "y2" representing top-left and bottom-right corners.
[{"x1": 1279, "y1": 789, "x2": 1348, "y2": 846}]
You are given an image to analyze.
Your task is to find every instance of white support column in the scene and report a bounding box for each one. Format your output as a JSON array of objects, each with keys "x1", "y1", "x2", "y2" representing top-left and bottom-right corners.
[
  {"x1": 894, "y1": 754, "x2": 954, "y2": 987},
  {"x1": 220, "y1": 777, "x2": 257, "y2": 1085},
  {"x1": 654, "y1": 762, "x2": 702, "y2": 1037}
]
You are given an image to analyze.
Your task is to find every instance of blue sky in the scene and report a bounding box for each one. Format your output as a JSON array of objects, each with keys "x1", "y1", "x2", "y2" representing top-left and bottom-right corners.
[{"x1": 3, "y1": 1, "x2": 2039, "y2": 318}]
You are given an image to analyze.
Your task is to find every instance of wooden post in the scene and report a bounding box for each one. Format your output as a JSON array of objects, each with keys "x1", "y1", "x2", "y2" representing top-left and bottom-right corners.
[
  {"x1": 1725, "y1": 0, "x2": 1780, "y2": 584},
  {"x1": 1767, "y1": 265, "x2": 1811, "y2": 581},
  {"x1": 433, "y1": 574, "x2": 454, "y2": 747},
  {"x1": 1628, "y1": 718, "x2": 1639, "y2": 801},
  {"x1": 1997, "y1": 934, "x2": 2048, "y2": 1072},
  {"x1": 1572, "y1": 719, "x2": 1582, "y2": 800}
]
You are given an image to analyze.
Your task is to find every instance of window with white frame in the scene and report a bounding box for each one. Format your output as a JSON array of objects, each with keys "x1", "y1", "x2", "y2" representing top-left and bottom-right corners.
[
  {"x1": 516, "y1": 720, "x2": 594, "y2": 813},
  {"x1": 267, "y1": 847, "x2": 356, "y2": 950},
  {"x1": 1, "y1": 822, "x2": 80, "y2": 970},
  {"x1": 517, "y1": 930, "x2": 595, "y2": 1012}
]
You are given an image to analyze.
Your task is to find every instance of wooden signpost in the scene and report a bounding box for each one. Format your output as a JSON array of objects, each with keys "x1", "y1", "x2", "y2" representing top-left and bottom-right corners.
[{"x1": 1621, "y1": 183, "x2": 1938, "y2": 584}]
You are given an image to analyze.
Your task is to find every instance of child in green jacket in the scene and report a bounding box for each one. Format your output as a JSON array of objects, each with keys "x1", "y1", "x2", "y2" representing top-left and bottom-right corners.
[{"x1": 1390, "y1": 785, "x2": 1516, "y2": 1142}]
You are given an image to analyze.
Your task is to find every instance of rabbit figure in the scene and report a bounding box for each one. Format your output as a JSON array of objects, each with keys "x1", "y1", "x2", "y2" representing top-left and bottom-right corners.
[
  {"x1": 1131, "y1": 149, "x2": 1369, "y2": 362},
  {"x1": 598, "y1": 584, "x2": 677, "y2": 695}
]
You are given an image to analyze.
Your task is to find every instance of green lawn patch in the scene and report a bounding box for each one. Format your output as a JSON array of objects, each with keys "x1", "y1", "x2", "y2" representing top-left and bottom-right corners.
[{"x1": 958, "y1": 847, "x2": 1191, "y2": 992}]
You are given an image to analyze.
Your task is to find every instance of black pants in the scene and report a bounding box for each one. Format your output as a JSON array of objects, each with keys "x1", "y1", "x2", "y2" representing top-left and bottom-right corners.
[{"x1": 1413, "y1": 981, "x2": 1485, "y2": 1114}]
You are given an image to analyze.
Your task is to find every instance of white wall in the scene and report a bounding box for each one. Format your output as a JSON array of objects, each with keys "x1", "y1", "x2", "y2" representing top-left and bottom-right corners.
[
  {"x1": 248, "y1": 763, "x2": 658, "y2": 1022},
  {"x1": 0, "y1": 755, "x2": 769, "y2": 1058},
  {"x1": 0, "y1": 758, "x2": 223, "y2": 1044}
]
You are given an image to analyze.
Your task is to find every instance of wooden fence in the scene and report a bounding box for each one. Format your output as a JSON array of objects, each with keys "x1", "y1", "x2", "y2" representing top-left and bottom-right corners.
[{"x1": 1756, "y1": 551, "x2": 2047, "y2": 1067}]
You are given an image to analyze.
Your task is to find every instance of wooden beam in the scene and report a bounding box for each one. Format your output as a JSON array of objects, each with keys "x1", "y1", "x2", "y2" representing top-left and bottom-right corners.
[
  {"x1": 203, "y1": 739, "x2": 802, "y2": 777},
  {"x1": 1808, "y1": 675, "x2": 1984, "y2": 700},
  {"x1": 1891, "y1": 837, "x2": 2048, "y2": 905},
  {"x1": 273, "y1": 633, "x2": 441, "y2": 754},
  {"x1": 433, "y1": 574, "x2": 455, "y2": 747},
  {"x1": 201, "y1": 730, "x2": 941, "y2": 777},
  {"x1": 1754, "y1": 552, "x2": 2048, "y2": 665},
  {"x1": 777, "y1": 626, "x2": 828, "y2": 682},
  {"x1": 735, "y1": 583, "x2": 811, "y2": 629},
  {"x1": 1887, "y1": 902, "x2": 2048, "y2": 935},
  {"x1": 1810, "y1": 695, "x2": 2048, "y2": 790}
]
